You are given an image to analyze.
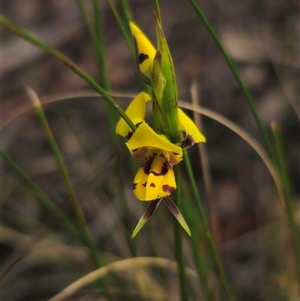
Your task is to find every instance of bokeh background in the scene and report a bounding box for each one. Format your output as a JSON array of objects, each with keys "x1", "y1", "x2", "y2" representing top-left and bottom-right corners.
[{"x1": 2, "y1": 0, "x2": 299, "y2": 300}]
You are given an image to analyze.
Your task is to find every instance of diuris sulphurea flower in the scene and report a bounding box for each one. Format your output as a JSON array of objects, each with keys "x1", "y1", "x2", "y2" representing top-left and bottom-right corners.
[{"x1": 116, "y1": 18, "x2": 206, "y2": 237}]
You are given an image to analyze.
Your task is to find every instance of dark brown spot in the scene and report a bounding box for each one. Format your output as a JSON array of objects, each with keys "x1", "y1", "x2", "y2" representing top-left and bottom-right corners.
[
  {"x1": 162, "y1": 185, "x2": 175, "y2": 193},
  {"x1": 126, "y1": 131, "x2": 133, "y2": 140},
  {"x1": 143, "y1": 153, "x2": 157, "y2": 174},
  {"x1": 139, "y1": 53, "x2": 149, "y2": 64},
  {"x1": 160, "y1": 161, "x2": 170, "y2": 175},
  {"x1": 133, "y1": 183, "x2": 137, "y2": 190},
  {"x1": 179, "y1": 135, "x2": 195, "y2": 149},
  {"x1": 142, "y1": 182, "x2": 147, "y2": 187},
  {"x1": 150, "y1": 183, "x2": 156, "y2": 187}
]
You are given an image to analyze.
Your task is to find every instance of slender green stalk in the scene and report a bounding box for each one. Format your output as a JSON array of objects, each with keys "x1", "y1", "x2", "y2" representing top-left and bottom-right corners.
[
  {"x1": 106, "y1": 0, "x2": 134, "y2": 55},
  {"x1": 183, "y1": 151, "x2": 236, "y2": 301},
  {"x1": 189, "y1": 233, "x2": 213, "y2": 301},
  {"x1": 119, "y1": 0, "x2": 133, "y2": 21},
  {"x1": 92, "y1": 0, "x2": 111, "y2": 90},
  {"x1": 153, "y1": 0, "x2": 162, "y2": 25},
  {"x1": 0, "y1": 14, "x2": 136, "y2": 133},
  {"x1": 76, "y1": 0, "x2": 117, "y2": 141},
  {"x1": 90, "y1": 2, "x2": 135, "y2": 253},
  {"x1": 173, "y1": 169, "x2": 189, "y2": 301},
  {"x1": 187, "y1": 0, "x2": 272, "y2": 156},
  {"x1": 26, "y1": 87, "x2": 101, "y2": 269},
  {"x1": 76, "y1": 0, "x2": 110, "y2": 90},
  {"x1": 179, "y1": 176, "x2": 213, "y2": 300},
  {"x1": 271, "y1": 124, "x2": 300, "y2": 281},
  {"x1": 0, "y1": 149, "x2": 78, "y2": 237}
]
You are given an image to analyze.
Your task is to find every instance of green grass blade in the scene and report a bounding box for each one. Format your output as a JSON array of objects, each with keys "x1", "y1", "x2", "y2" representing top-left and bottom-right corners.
[
  {"x1": 183, "y1": 150, "x2": 236, "y2": 301},
  {"x1": 153, "y1": 0, "x2": 162, "y2": 25},
  {"x1": 0, "y1": 149, "x2": 78, "y2": 237},
  {"x1": 92, "y1": 0, "x2": 111, "y2": 90},
  {"x1": 26, "y1": 87, "x2": 102, "y2": 269},
  {"x1": 173, "y1": 169, "x2": 189, "y2": 301},
  {"x1": 120, "y1": 0, "x2": 133, "y2": 20},
  {"x1": 181, "y1": 190, "x2": 213, "y2": 301},
  {"x1": 0, "y1": 14, "x2": 136, "y2": 133},
  {"x1": 271, "y1": 123, "x2": 300, "y2": 281},
  {"x1": 90, "y1": 2, "x2": 137, "y2": 253},
  {"x1": 76, "y1": 0, "x2": 110, "y2": 90},
  {"x1": 187, "y1": 0, "x2": 272, "y2": 156},
  {"x1": 107, "y1": 0, "x2": 134, "y2": 56}
]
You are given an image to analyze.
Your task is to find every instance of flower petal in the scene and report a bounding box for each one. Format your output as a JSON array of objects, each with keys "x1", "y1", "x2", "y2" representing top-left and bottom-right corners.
[
  {"x1": 133, "y1": 152, "x2": 177, "y2": 201},
  {"x1": 131, "y1": 199, "x2": 161, "y2": 238},
  {"x1": 177, "y1": 108, "x2": 206, "y2": 147},
  {"x1": 116, "y1": 92, "x2": 151, "y2": 138},
  {"x1": 130, "y1": 22, "x2": 156, "y2": 84},
  {"x1": 163, "y1": 197, "x2": 191, "y2": 236},
  {"x1": 126, "y1": 121, "x2": 182, "y2": 157}
]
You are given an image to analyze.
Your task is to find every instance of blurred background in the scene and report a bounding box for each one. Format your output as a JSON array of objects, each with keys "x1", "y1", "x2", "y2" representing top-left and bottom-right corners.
[{"x1": 1, "y1": 0, "x2": 299, "y2": 300}]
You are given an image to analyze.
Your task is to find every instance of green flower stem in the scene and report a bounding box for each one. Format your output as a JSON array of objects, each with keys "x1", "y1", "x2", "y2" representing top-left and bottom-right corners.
[
  {"x1": 0, "y1": 14, "x2": 136, "y2": 133},
  {"x1": 187, "y1": 0, "x2": 272, "y2": 156},
  {"x1": 271, "y1": 124, "x2": 300, "y2": 281},
  {"x1": 27, "y1": 88, "x2": 101, "y2": 269},
  {"x1": 189, "y1": 233, "x2": 213, "y2": 301},
  {"x1": 153, "y1": 0, "x2": 162, "y2": 25},
  {"x1": 173, "y1": 168, "x2": 189, "y2": 301},
  {"x1": 183, "y1": 151, "x2": 236, "y2": 301},
  {"x1": 0, "y1": 149, "x2": 78, "y2": 237}
]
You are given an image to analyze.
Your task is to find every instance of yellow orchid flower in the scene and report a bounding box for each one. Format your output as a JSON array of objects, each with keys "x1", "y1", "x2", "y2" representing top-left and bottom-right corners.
[
  {"x1": 116, "y1": 92, "x2": 205, "y2": 202},
  {"x1": 116, "y1": 19, "x2": 206, "y2": 237}
]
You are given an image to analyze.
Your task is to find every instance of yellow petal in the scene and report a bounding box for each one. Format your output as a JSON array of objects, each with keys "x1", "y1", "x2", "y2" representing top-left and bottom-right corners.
[
  {"x1": 133, "y1": 152, "x2": 177, "y2": 201},
  {"x1": 116, "y1": 92, "x2": 151, "y2": 137},
  {"x1": 126, "y1": 121, "x2": 182, "y2": 157},
  {"x1": 178, "y1": 108, "x2": 206, "y2": 143},
  {"x1": 130, "y1": 22, "x2": 156, "y2": 84}
]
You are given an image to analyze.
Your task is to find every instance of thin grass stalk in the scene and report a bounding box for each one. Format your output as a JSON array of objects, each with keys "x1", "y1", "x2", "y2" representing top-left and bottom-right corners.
[
  {"x1": 26, "y1": 88, "x2": 102, "y2": 271},
  {"x1": 189, "y1": 233, "x2": 213, "y2": 301},
  {"x1": 107, "y1": 0, "x2": 151, "y2": 95},
  {"x1": 92, "y1": 0, "x2": 110, "y2": 89},
  {"x1": 271, "y1": 123, "x2": 300, "y2": 282},
  {"x1": 190, "y1": 81, "x2": 219, "y2": 239},
  {"x1": 0, "y1": 149, "x2": 79, "y2": 237},
  {"x1": 183, "y1": 151, "x2": 236, "y2": 301},
  {"x1": 180, "y1": 101, "x2": 285, "y2": 207},
  {"x1": 179, "y1": 183, "x2": 213, "y2": 301},
  {"x1": 173, "y1": 169, "x2": 189, "y2": 301},
  {"x1": 106, "y1": 0, "x2": 134, "y2": 55},
  {"x1": 119, "y1": 0, "x2": 133, "y2": 21},
  {"x1": 49, "y1": 257, "x2": 199, "y2": 301},
  {"x1": 0, "y1": 14, "x2": 136, "y2": 133},
  {"x1": 76, "y1": 0, "x2": 111, "y2": 90},
  {"x1": 187, "y1": 0, "x2": 273, "y2": 157},
  {"x1": 98, "y1": 2, "x2": 137, "y2": 253},
  {"x1": 153, "y1": 0, "x2": 162, "y2": 25}
]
